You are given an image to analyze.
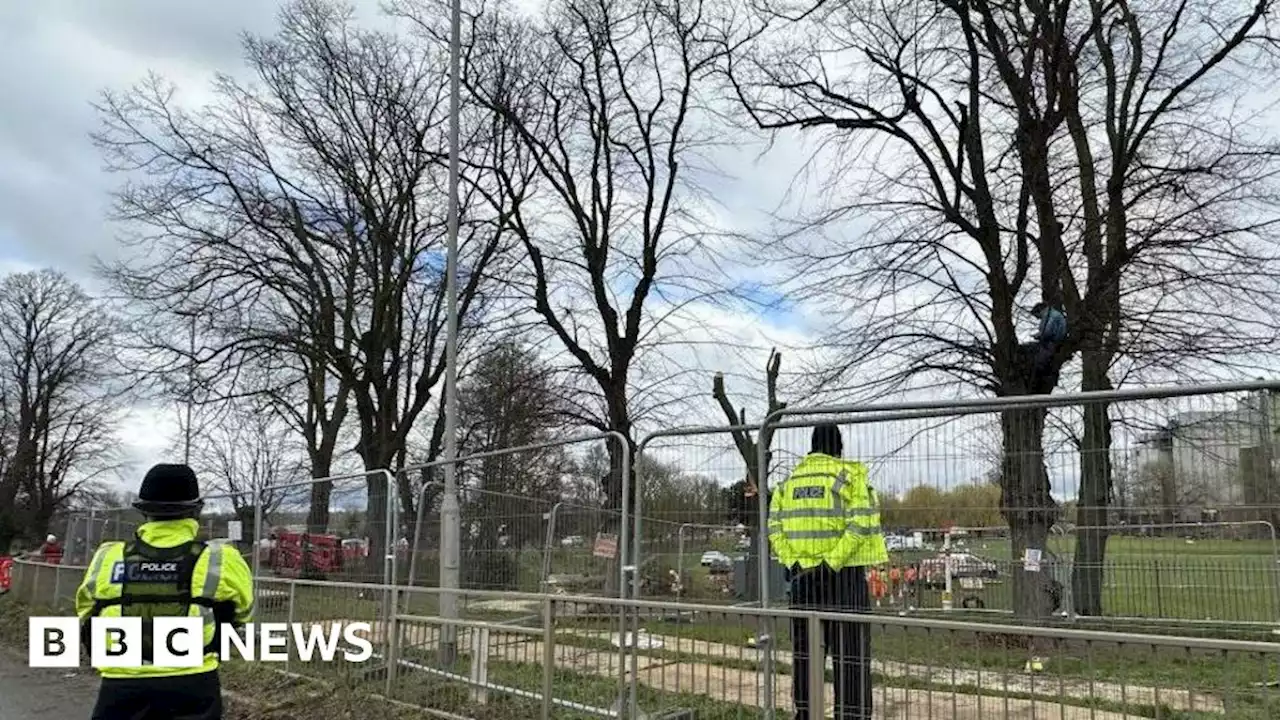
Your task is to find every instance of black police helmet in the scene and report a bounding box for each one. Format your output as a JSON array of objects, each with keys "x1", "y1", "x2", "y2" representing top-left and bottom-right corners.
[
  {"x1": 811, "y1": 424, "x2": 844, "y2": 457},
  {"x1": 132, "y1": 463, "x2": 204, "y2": 518}
]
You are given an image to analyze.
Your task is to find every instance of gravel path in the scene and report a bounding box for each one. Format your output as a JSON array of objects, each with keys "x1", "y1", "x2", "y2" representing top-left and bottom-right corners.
[{"x1": 0, "y1": 647, "x2": 98, "y2": 720}]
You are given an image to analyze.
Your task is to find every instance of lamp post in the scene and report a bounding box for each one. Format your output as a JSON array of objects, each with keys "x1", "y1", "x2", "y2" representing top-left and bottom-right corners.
[
  {"x1": 173, "y1": 310, "x2": 198, "y2": 464},
  {"x1": 438, "y1": 0, "x2": 463, "y2": 667}
]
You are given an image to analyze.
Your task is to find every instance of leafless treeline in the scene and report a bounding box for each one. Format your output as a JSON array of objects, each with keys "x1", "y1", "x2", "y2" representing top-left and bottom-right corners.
[
  {"x1": 0, "y1": 270, "x2": 125, "y2": 553},
  {"x1": 727, "y1": 0, "x2": 1280, "y2": 616},
  {"x1": 5, "y1": 0, "x2": 1275, "y2": 620}
]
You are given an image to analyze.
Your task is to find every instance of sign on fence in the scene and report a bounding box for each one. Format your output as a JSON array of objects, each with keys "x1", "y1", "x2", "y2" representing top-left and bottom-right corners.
[
  {"x1": 0, "y1": 555, "x2": 11, "y2": 593},
  {"x1": 1023, "y1": 548, "x2": 1042, "y2": 572},
  {"x1": 227, "y1": 521, "x2": 243, "y2": 541},
  {"x1": 593, "y1": 533, "x2": 618, "y2": 559}
]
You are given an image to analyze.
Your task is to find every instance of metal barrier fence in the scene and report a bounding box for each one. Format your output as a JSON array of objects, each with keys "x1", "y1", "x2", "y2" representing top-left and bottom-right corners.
[
  {"x1": 6, "y1": 379, "x2": 1280, "y2": 717},
  {"x1": 540, "y1": 499, "x2": 632, "y2": 595},
  {"x1": 745, "y1": 379, "x2": 1280, "y2": 714},
  {"x1": 402, "y1": 433, "x2": 630, "y2": 596},
  {"x1": 11, "y1": 560, "x2": 1280, "y2": 718},
  {"x1": 60, "y1": 492, "x2": 262, "y2": 564},
  {"x1": 60, "y1": 506, "x2": 142, "y2": 566},
  {"x1": 671, "y1": 522, "x2": 749, "y2": 601},
  {"x1": 629, "y1": 380, "x2": 1280, "y2": 712},
  {"x1": 6, "y1": 559, "x2": 83, "y2": 614},
  {"x1": 397, "y1": 432, "x2": 631, "y2": 711},
  {"x1": 39, "y1": 570, "x2": 1263, "y2": 719},
  {"x1": 257, "y1": 473, "x2": 394, "y2": 585}
]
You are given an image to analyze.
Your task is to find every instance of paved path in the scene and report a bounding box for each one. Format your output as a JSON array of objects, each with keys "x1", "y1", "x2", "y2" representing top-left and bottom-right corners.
[
  {"x1": 0, "y1": 647, "x2": 98, "y2": 720},
  {"x1": 389, "y1": 623, "x2": 1159, "y2": 719},
  {"x1": 559, "y1": 629, "x2": 1226, "y2": 714}
]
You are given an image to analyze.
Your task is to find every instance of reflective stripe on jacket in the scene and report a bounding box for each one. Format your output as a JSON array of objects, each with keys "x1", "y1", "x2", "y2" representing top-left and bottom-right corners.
[
  {"x1": 767, "y1": 453, "x2": 889, "y2": 570},
  {"x1": 75, "y1": 518, "x2": 255, "y2": 679}
]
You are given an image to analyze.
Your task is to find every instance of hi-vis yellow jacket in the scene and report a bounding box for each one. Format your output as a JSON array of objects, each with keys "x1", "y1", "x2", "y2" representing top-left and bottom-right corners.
[
  {"x1": 75, "y1": 518, "x2": 254, "y2": 678},
  {"x1": 768, "y1": 453, "x2": 889, "y2": 570}
]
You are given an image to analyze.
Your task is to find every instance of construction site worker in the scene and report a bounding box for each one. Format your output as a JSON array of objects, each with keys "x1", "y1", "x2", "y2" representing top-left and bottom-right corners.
[
  {"x1": 869, "y1": 567, "x2": 887, "y2": 607},
  {"x1": 769, "y1": 424, "x2": 888, "y2": 720},
  {"x1": 76, "y1": 463, "x2": 255, "y2": 720},
  {"x1": 28, "y1": 534, "x2": 64, "y2": 564}
]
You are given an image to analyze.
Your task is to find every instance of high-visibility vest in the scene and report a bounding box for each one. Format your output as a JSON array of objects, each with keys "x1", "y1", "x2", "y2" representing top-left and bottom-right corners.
[
  {"x1": 76, "y1": 519, "x2": 255, "y2": 679},
  {"x1": 768, "y1": 453, "x2": 888, "y2": 570}
]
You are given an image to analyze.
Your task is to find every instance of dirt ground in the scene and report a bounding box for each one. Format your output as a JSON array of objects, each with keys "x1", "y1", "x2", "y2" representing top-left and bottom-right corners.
[
  {"x1": 0, "y1": 647, "x2": 426, "y2": 720},
  {"x1": 0, "y1": 647, "x2": 98, "y2": 720}
]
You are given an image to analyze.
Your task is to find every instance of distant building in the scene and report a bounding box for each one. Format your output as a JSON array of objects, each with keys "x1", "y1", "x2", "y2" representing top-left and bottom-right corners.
[{"x1": 1131, "y1": 390, "x2": 1279, "y2": 523}]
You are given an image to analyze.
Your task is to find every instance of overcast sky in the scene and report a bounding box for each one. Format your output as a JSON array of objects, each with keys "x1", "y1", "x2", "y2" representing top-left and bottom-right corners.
[
  {"x1": 2, "y1": 2, "x2": 1262, "y2": 511},
  {"x1": 0, "y1": 2, "x2": 284, "y2": 488},
  {"x1": 0, "y1": 0, "x2": 828, "y2": 495}
]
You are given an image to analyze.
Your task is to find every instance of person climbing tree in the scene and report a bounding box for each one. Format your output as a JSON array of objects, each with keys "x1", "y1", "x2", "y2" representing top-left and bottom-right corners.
[{"x1": 1024, "y1": 302, "x2": 1067, "y2": 392}]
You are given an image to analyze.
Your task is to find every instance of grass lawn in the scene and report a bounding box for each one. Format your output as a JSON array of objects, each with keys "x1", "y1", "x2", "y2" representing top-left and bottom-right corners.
[
  {"x1": 891, "y1": 534, "x2": 1280, "y2": 623},
  {"x1": 395, "y1": 533, "x2": 1280, "y2": 625}
]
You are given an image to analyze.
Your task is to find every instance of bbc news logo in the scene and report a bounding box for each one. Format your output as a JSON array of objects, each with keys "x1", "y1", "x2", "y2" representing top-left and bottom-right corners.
[{"x1": 29, "y1": 618, "x2": 374, "y2": 667}]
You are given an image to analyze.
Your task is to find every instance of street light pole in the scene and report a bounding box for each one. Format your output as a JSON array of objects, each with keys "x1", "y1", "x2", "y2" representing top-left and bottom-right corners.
[
  {"x1": 438, "y1": 0, "x2": 463, "y2": 667},
  {"x1": 184, "y1": 312, "x2": 196, "y2": 464}
]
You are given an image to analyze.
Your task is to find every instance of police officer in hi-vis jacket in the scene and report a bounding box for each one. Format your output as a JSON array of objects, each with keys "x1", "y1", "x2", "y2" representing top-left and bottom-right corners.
[
  {"x1": 76, "y1": 463, "x2": 254, "y2": 720},
  {"x1": 769, "y1": 424, "x2": 888, "y2": 720}
]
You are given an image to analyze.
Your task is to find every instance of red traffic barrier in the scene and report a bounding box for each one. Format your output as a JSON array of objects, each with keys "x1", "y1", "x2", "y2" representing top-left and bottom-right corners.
[{"x1": 0, "y1": 555, "x2": 13, "y2": 592}]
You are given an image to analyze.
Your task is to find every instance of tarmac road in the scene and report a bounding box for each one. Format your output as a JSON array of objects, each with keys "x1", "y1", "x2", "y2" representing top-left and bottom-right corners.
[{"x1": 0, "y1": 647, "x2": 98, "y2": 720}]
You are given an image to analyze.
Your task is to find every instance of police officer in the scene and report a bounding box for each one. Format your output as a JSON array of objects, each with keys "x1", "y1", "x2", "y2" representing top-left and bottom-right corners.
[
  {"x1": 768, "y1": 424, "x2": 888, "y2": 720},
  {"x1": 76, "y1": 463, "x2": 255, "y2": 720}
]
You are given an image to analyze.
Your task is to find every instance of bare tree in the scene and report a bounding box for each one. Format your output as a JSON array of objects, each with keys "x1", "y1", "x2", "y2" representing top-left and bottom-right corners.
[
  {"x1": 92, "y1": 0, "x2": 513, "y2": 579},
  {"x1": 244, "y1": 344, "x2": 352, "y2": 534},
  {"x1": 712, "y1": 348, "x2": 786, "y2": 503},
  {"x1": 187, "y1": 398, "x2": 297, "y2": 522},
  {"x1": 395, "y1": 0, "x2": 744, "y2": 594},
  {"x1": 711, "y1": 347, "x2": 785, "y2": 596},
  {"x1": 729, "y1": 0, "x2": 1280, "y2": 617},
  {"x1": 453, "y1": 340, "x2": 575, "y2": 586},
  {"x1": 0, "y1": 270, "x2": 124, "y2": 552}
]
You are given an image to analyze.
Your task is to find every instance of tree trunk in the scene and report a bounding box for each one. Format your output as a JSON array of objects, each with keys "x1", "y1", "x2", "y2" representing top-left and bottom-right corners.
[
  {"x1": 365, "y1": 465, "x2": 391, "y2": 583},
  {"x1": 0, "y1": 514, "x2": 17, "y2": 555},
  {"x1": 1000, "y1": 406, "x2": 1059, "y2": 620},
  {"x1": 0, "y1": 467, "x2": 24, "y2": 553},
  {"x1": 396, "y1": 472, "x2": 416, "y2": 549},
  {"x1": 601, "y1": 389, "x2": 635, "y2": 599},
  {"x1": 1073, "y1": 352, "x2": 1113, "y2": 616},
  {"x1": 306, "y1": 454, "x2": 333, "y2": 535}
]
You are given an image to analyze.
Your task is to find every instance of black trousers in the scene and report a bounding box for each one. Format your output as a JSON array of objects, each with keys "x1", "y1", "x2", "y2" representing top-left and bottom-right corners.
[
  {"x1": 789, "y1": 564, "x2": 872, "y2": 720},
  {"x1": 91, "y1": 669, "x2": 223, "y2": 720}
]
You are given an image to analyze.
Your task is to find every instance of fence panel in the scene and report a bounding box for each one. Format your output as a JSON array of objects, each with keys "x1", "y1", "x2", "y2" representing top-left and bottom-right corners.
[
  {"x1": 257, "y1": 471, "x2": 396, "y2": 586},
  {"x1": 758, "y1": 382, "x2": 1280, "y2": 633},
  {"x1": 391, "y1": 433, "x2": 630, "y2": 713},
  {"x1": 634, "y1": 425, "x2": 762, "y2": 606},
  {"x1": 61, "y1": 506, "x2": 143, "y2": 566},
  {"x1": 402, "y1": 433, "x2": 630, "y2": 600},
  {"x1": 5, "y1": 559, "x2": 85, "y2": 617},
  {"x1": 368, "y1": 586, "x2": 1280, "y2": 719},
  {"x1": 542, "y1": 500, "x2": 630, "y2": 596}
]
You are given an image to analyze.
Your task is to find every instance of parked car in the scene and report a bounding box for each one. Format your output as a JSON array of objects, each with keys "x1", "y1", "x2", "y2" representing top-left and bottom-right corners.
[
  {"x1": 700, "y1": 550, "x2": 733, "y2": 573},
  {"x1": 918, "y1": 552, "x2": 1000, "y2": 588}
]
